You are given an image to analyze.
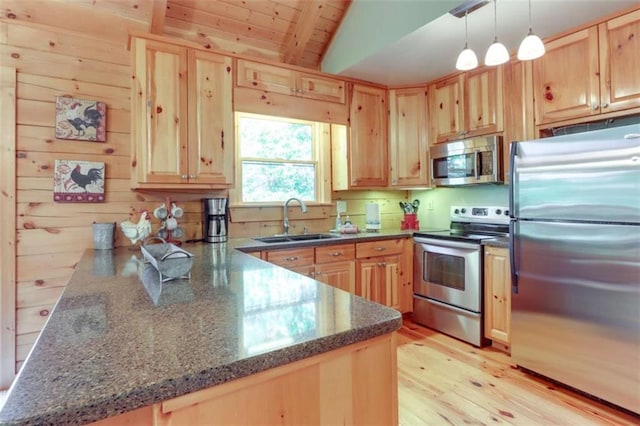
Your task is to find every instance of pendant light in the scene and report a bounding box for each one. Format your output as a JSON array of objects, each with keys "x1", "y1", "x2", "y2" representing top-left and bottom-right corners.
[
  {"x1": 517, "y1": 0, "x2": 545, "y2": 60},
  {"x1": 484, "y1": 0, "x2": 509, "y2": 66},
  {"x1": 456, "y1": 11, "x2": 478, "y2": 71}
]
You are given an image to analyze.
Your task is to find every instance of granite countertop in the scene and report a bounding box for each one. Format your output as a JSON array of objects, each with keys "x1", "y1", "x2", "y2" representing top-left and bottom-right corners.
[{"x1": 0, "y1": 241, "x2": 402, "y2": 425}]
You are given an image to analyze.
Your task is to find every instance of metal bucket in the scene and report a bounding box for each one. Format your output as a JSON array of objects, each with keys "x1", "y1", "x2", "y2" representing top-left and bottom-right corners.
[{"x1": 93, "y1": 222, "x2": 115, "y2": 250}]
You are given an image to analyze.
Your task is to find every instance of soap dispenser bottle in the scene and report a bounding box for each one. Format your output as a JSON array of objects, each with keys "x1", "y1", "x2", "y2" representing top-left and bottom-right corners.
[{"x1": 335, "y1": 212, "x2": 342, "y2": 232}]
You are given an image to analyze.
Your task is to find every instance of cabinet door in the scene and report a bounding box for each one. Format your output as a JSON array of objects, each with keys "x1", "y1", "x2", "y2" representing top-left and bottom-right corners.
[
  {"x1": 357, "y1": 256, "x2": 400, "y2": 309},
  {"x1": 430, "y1": 74, "x2": 464, "y2": 143},
  {"x1": 465, "y1": 66, "x2": 503, "y2": 137},
  {"x1": 484, "y1": 246, "x2": 511, "y2": 345},
  {"x1": 132, "y1": 38, "x2": 188, "y2": 184},
  {"x1": 315, "y1": 260, "x2": 355, "y2": 293},
  {"x1": 389, "y1": 87, "x2": 429, "y2": 187},
  {"x1": 599, "y1": 9, "x2": 640, "y2": 113},
  {"x1": 533, "y1": 27, "x2": 600, "y2": 124},
  {"x1": 188, "y1": 50, "x2": 234, "y2": 186},
  {"x1": 348, "y1": 84, "x2": 388, "y2": 187},
  {"x1": 297, "y1": 73, "x2": 346, "y2": 104},
  {"x1": 236, "y1": 60, "x2": 296, "y2": 95}
]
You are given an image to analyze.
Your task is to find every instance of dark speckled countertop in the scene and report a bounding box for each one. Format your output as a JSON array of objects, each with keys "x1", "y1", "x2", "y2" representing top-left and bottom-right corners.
[{"x1": 0, "y1": 238, "x2": 403, "y2": 425}]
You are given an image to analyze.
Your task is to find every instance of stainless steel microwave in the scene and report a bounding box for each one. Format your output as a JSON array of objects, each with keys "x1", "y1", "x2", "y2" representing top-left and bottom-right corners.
[{"x1": 430, "y1": 136, "x2": 503, "y2": 186}]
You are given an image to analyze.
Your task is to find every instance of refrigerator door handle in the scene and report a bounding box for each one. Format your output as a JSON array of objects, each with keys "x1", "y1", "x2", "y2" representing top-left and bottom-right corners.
[
  {"x1": 509, "y1": 141, "x2": 518, "y2": 218},
  {"x1": 509, "y1": 220, "x2": 518, "y2": 294}
]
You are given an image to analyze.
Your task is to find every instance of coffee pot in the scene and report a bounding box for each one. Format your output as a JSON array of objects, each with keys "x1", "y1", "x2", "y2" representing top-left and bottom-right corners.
[{"x1": 203, "y1": 198, "x2": 228, "y2": 243}]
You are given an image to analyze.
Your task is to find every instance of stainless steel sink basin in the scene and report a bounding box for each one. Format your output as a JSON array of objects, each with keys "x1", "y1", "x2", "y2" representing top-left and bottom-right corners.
[{"x1": 253, "y1": 234, "x2": 337, "y2": 243}]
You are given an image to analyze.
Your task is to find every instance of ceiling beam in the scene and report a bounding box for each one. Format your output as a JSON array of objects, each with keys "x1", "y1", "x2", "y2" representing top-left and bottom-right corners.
[
  {"x1": 284, "y1": 0, "x2": 329, "y2": 66},
  {"x1": 149, "y1": 0, "x2": 167, "y2": 35}
]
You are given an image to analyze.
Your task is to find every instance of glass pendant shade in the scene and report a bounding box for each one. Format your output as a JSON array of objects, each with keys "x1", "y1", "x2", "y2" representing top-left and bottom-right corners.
[
  {"x1": 485, "y1": 39, "x2": 509, "y2": 66},
  {"x1": 518, "y1": 30, "x2": 545, "y2": 60},
  {"x1": 456, "y1": 45, "x2": 478, "y2": 70}
]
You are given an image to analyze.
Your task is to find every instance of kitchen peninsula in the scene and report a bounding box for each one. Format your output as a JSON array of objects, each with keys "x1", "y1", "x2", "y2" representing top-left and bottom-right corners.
[{"x1": 0, "y1": 242, "x2": 401, "y2": 425}]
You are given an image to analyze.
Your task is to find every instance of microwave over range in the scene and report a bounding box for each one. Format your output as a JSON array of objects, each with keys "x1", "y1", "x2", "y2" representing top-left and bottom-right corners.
[{"x1": 430, "y1": 135, "x2": 503, "y2": 186}]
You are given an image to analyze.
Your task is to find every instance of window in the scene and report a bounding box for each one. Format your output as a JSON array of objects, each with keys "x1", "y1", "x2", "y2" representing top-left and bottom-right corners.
[{"x1": 234, "y1": 112, "x2": 330, "y2": 204}]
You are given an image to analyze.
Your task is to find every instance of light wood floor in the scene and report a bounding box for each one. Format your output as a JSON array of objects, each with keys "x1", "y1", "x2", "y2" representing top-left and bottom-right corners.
[{"x1": 397, "y1": 320, "x2": 640, "y2": 425}]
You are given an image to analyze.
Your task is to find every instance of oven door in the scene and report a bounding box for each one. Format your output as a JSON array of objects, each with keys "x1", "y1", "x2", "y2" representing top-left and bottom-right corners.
[{"x1": 413, "y1": 237, "x2": 482, "y2": 312}]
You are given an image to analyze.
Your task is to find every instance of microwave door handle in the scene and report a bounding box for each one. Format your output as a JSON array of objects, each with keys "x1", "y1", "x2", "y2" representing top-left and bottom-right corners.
[{"x1": 474, "y1": 151, "x2": 480, "y2": 180}]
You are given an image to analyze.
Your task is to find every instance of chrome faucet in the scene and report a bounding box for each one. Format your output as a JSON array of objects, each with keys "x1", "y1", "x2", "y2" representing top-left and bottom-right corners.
[{"x1": 283, "y1": 197, "x2": 308, "y2": 235}]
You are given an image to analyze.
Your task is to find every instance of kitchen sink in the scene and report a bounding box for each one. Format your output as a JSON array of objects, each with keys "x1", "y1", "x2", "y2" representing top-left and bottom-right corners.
[{"x1": 253, "y1": 233, "x2": 337, "y2": 243}]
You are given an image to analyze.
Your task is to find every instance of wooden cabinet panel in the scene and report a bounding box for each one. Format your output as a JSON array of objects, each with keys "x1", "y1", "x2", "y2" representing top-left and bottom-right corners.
[
  {"x1": 314, "y1": 260, "x2": 355, "y2": 293},
  {"x1": 431, "y1": 75, "x2": 464, "y2": 143},
  {"x1": 347, "y1": 84, "x2": 388, "y2": 187},
  {"x1": 484, "y1": 246, "x2": 511, "y2": 346},
  {"x1": 130, "y1": 37, "x2": 234, "y2": 189},
  {"x1": 599, "y1": 9, "x2": 640, "y2": 113},
  {"x1": 236, "y1": 59, "x2": 345, "y2": 103},
  {"x1": 465, "y1": 66, "x2": 503, "y2": 137},
  {"x1": 315, "y1": 244, "x2": 355, "y2": 264},
  {"x1": 265, "y1": 247, "x2": 314, "y2": 269},
  {"x1": 131, "y1": 38, "x2": 188, "y2": 185},
  {"x1": 357, "y1": 256, "x2": 400, "y2": 310},
  {"x1": 356, "y1": 239, "x2": 403, "y2": 258},
  {"x1": 187, "y1": 50, "x2": 234, "y2": 186},
  {"x1": 389, "y1": 87, "x2": 430, "y2": 187},
  {"x1": 533, "y1": 27, "x2": 600, "y2": 124}
]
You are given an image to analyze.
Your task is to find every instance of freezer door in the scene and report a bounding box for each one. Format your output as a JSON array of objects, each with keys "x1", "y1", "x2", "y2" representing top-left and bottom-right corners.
[
  {"x1": 511, "y1": 221, "x2": 640, "y2": 413},
  {"x1": 511, "y1": 133, "x2": 640, "y2": 223}
]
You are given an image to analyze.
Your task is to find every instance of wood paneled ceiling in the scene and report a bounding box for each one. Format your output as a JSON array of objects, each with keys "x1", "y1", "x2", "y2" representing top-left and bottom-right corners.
[{"x1": 151, "y1": 0, "x2": 352, "y2": 70}]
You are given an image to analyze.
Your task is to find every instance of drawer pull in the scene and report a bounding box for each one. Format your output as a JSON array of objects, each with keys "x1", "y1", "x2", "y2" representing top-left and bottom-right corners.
[
  {"x1": 377, "y1": 262, "x2": 387, "y2": 267},
  {"x1": 284, "y1": 256, "x2": 299, "y2": 261},
  {"x1": 374, "y1": 247, "x2": 386, "y2": 252},
  {"x1": 329, "y1": 252, "x2": 343, "y2": 257}
]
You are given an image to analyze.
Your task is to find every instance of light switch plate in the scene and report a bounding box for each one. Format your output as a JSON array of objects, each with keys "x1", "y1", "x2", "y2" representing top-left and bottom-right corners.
[{"x1": 336, "y1": 200, "x2": 347, "y2": 213}]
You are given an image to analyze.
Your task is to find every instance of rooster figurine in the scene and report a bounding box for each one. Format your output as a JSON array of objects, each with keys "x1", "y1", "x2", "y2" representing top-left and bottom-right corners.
[{"x1": 120, "y1": 210, "x2": 152, "y2": 249}]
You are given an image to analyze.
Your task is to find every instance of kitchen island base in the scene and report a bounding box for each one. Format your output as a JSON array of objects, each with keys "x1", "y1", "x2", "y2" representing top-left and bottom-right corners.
[{"x1": 92, "y1": 333, "x2": 398, "y2": 425}]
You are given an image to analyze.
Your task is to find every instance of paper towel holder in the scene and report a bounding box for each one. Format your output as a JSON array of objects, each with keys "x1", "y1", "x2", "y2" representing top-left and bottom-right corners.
[{"x1": 365, "y1": 202, "x2": 381, "y2": 232}]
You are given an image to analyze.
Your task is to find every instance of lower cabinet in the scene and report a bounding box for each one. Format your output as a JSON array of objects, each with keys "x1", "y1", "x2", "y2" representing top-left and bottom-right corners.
[
  {"x1": 484, "y1": 246, "x2": 511, "y2": 347},
  {"x1": 260, "y1": 237, "x2": 412, "y2": 313}
]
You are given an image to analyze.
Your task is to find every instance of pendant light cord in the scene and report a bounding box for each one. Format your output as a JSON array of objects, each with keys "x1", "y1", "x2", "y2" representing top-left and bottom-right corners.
[
  {"x1": 493, "y1": 0, "x2": 498, "y2": 42},
  {"x1": 528, "y1": 0, "x2": 533, "y2": 32},
  {"x1": 464, "y1": 11, "x2": 469, "y2": 47}
]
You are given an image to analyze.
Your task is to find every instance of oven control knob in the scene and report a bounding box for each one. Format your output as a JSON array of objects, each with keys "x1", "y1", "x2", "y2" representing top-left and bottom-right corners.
[
  {"x1": 495, "y1": 209, "x2": 502, "y2": 215},
  {"x1": 454, "y1": 208, "x2": 460, "y2": 214},
  {"x1": 461, "y1": 208, "x2": 466, "y2": 214}
]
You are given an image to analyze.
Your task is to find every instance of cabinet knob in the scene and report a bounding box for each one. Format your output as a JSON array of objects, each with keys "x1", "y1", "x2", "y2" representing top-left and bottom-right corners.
[
  {"x1": 330, "y1": 252, "x2": 343, "y2": 257},
  {"x1": 190, "y1": 174, "x2": 196, "y2": 179},
  {"x1": 374, "y1": 247, "x2": 386, "y2": 252},
  {"x1": 601, "y1": 102, "x2": 609, "y2": 109},
  {"x1": 181, "y1": 175, "x2": 188, "y2": 179},
  {"x1": 377, "y1": 262, "x2": 387, "y2": 267},
  {"x1": 591, "y1": 103, "x2": 599, "y2": 110},
  {"x1": 284, "y1": 256, "x2": 299, "y2": 261}
]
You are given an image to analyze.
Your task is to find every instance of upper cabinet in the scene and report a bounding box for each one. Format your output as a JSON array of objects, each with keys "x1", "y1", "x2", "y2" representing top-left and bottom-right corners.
[
  {"x1": 388, "y1": 87, "x2": 430, "y2": 187},
  {"x1": 429, "y1": 67, "x2": 503, "y2": 144},
  {"x1": 533, "y1": 9, "x2": 640, "y2": 125},
  {"x1": 130, "y1": 37, "x2": 234, "y2": 189},
  {"x1": 333, "y1": 84, "x2": 388, "y2": 189},
  {"x1": 236, "y1": 59, "x2": 346, "y2": 104}
]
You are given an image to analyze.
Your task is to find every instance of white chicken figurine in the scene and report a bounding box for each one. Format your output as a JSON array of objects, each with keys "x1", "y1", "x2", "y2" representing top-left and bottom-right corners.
[{"x1": 120, "y1": 210, "x2": 152, "y2": 249}]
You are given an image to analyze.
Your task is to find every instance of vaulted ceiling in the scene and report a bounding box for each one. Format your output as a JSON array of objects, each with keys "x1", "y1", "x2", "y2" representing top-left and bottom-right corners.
[{"x1": 149, "y1": 0, "x2": 352, "y2": 70}]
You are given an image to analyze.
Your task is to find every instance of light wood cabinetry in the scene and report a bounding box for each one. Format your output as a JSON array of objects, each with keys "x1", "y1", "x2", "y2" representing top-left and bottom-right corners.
[
  {"x1": 265, "y1": 247, "x2": 315, "y2": 269},
  {"x1": 388, "y1": 87, "x2": 430, "y2": 187},
  {"x1": 130, "y1": 37, "x2": 234, "y2": 189},
  {"x1": 484, "y1": 246, "x2": 511, "y2": 347},
  {"x1": 429, "y1": 67, "x2": 503, "y2": 144},
  {"x1": 236, "y1": 59, "x2": 346, "y2": 104},
  {"x1": 314, "y1": 245, "x2": 356, "y2": 293},
  {"x1": 533, "y1": 9, "x2": 640, "y2": 125},
  {"x1": 355, "y1": 239, "x2": 405, "y2": 311},
  {"x1": 333, "y1": 84, "x2": 388, "y2": 189}
]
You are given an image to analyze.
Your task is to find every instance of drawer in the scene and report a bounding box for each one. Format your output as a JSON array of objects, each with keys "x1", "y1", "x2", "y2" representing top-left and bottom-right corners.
[
  {"x1": 265, "y1": 247, "x2": 314, "y2": 268},
  {"x1": 356, "y1": 239, "x2": 404, "y2": 258},
  {"x1": 315, "y1": 244, "x2": 355, "y2": 264}
]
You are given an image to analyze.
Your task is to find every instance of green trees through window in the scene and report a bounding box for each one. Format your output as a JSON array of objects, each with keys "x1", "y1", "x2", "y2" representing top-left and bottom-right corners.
[{"x1": 238, "y1": 114, "x2": 318, "y2": 203}]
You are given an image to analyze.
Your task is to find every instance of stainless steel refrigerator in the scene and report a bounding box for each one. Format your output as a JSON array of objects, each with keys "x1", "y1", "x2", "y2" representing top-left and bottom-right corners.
[{"x1": 509, "y1": 124, "x2": 640, "y2": 414}]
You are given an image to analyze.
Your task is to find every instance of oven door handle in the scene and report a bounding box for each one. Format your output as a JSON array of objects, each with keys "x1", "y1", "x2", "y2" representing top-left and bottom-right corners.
[
  {"x1": 474, "y1": 150, "x2": 480, "y2": 180},
  {"x1": 414, "y1": 237, "x2": 479, "y2": 251}
]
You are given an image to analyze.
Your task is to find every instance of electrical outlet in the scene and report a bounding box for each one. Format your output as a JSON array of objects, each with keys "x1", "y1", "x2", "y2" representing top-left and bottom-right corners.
[
  {"x1": 427, "y1": 200, "x2": 434, "y2": 210},
  {"x1": 336, "y1": 200, "x2": 347, "y2": 213}
]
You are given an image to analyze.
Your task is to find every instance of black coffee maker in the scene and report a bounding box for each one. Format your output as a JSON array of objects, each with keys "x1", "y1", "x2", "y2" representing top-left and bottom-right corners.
[{"x1": 203, "y1": 198, "x2": 228, "y2": 243}]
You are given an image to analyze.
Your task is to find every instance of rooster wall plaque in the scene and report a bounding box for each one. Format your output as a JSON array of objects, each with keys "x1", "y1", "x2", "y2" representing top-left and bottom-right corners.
[
  {"x1": 53, "y1": 160, "x2": 105, "y2": 203},
  {"x1": 55, "y1": 96, "x2": 106, "y2": 142}
]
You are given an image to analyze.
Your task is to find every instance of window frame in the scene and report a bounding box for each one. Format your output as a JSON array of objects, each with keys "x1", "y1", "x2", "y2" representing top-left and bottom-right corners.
[{"x1": 230, "y1": 112, "x2": 332, "y2": 207}]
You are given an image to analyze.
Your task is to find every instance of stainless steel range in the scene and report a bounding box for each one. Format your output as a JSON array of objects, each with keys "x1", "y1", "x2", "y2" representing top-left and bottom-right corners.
[{"x1": 413, "y1": 205, "x2": 509, "y2": 347}]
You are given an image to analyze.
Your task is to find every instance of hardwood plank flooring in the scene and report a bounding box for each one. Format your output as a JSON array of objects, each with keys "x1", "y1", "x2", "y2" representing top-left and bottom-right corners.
[{"x1": 397, "y1": 320, "x2": 640, "y2": 425}]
